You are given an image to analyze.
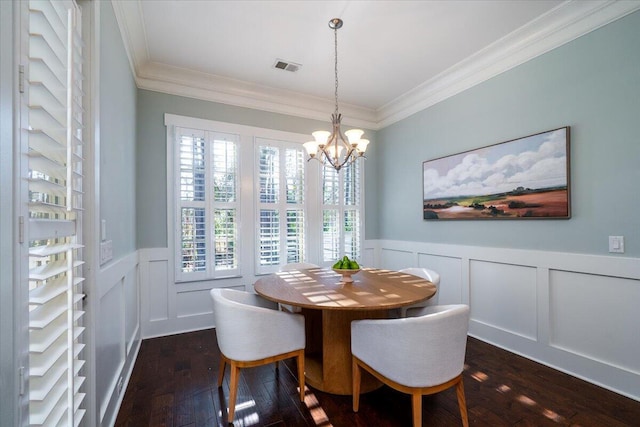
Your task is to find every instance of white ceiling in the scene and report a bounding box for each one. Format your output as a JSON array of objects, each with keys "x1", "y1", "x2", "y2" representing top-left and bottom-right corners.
[{"x1": 111, "y1": 0, "x2": 640, "y2": 129}]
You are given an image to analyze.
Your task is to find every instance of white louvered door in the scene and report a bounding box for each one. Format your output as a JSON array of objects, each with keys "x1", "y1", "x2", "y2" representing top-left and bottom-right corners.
[{"x1": 23, "y1": 0, "x2": 86, "y2": 425}]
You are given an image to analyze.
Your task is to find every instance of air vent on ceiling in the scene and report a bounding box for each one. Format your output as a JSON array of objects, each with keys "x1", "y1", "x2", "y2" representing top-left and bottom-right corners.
[{"x1": 273, "y1": 59, "x2": 301, "y2": 72}]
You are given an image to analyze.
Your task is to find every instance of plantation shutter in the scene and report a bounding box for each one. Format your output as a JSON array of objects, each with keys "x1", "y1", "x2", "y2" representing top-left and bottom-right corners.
[
  {"x1": 176, "y1": 128, "x2": 239, "y2": 281},
  {"x1": 322, "y1": 161, "x2": 361, "y2": 262},
  {"x1": 258, "y1": 145, "x2": 281, "y2": 266},
  {"x1": 256, "y1": 140, "x2": 306, "y2": 272},
  {"x1": 26, "y1": 0, "x2": 86, "y2": 425},
  {"x1": 210, "y1": 135, "x2": 239, "y2": 272},
  {"x1": 322, "y1": 166, "x2": 340, "y2": 261},
  {"x1": 343, "y1": 161, "x2": 361, "y2": 259}
]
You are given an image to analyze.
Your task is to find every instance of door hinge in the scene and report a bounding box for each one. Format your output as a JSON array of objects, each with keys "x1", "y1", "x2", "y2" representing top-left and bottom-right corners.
[
  {"x1": 18, "y1": 216, "x2": 24, "y2": 244},
  {"x1": 18, "y1": 366, "x2": 25, "y2": 396},
  {"x1": 18, "y1": 65, "x2": 25, "y2": 94}
]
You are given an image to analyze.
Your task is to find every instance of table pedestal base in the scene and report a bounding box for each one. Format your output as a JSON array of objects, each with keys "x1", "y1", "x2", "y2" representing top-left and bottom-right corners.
[{"x1": 302, "y1": 309, "x2": 386, "y2": 395}]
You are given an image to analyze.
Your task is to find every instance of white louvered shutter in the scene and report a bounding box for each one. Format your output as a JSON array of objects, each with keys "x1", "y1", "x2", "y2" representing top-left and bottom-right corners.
[
  {"x1": 176, "y1": 128, "x2": 239, "y2": 281},
  {"x1": 256, "y1": 140, "x2": 306, "y2": 272},
  {"x1": 210, "y1": 135, "x2": 239, "y2": 273},
  {"x1": 322, "y1": 161, "x2": 361, "y2": 262},
  {"x1": 258, "y1": 144, "x2": 281, "y2": 267},
  {"x1": 26, "y1": 0, "x2": 86, "y2": 425}
]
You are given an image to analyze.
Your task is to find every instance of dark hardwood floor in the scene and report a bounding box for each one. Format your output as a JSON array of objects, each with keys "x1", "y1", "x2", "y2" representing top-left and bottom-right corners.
[{"x1": 115, "y1": 328, "x2": 639, "y2": 426}]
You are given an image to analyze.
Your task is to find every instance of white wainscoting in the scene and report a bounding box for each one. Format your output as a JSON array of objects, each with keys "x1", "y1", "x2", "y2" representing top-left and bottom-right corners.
[
  {"x1": 368, "y1": 239, "x2": 640, "y2": 402},
  {"x1": 137, "y1": 243, "x2": 640, "y2": 402},
  {"x1": 95, "y1": 251, "x2": 141, "y2": 427},
  {"x1": 139, "y1": 248, "x2": 247, "y2": 339}
]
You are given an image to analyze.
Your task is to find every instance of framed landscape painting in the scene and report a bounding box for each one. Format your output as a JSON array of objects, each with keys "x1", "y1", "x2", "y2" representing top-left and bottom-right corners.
[{"x1": 423, "y1": 127, "x2": 570, "y2": 220}]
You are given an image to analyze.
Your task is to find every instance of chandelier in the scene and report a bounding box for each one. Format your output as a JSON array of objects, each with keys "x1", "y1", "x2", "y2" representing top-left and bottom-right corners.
[{"x1": 304, "y1": 18, "x2": 370, "y2": 172}]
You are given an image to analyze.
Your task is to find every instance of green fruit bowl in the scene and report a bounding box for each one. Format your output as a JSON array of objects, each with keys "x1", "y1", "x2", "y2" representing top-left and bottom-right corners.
[{"x1": 332, "y1": 268, "x2": 361, "y2": 283}]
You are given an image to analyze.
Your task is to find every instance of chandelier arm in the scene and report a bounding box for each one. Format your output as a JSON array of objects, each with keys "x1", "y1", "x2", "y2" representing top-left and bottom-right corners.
[{"x1": 323, "y1": 145, "x2": 339, "y2": 170}]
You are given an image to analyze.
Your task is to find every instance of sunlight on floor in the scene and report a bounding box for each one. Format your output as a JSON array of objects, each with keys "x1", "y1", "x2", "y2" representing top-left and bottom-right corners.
[
  {"x1": 496, "y1": 384, "x2": 511, "y2": 393},
  {"x1": 471, "y1": 370, "x2": 489, "y2": 382},
  {"x1": 219, "y1": 399, "x2": 259, "y2": 426},
  {"x1": 516, "y1": 394, "x2": 536, "y2": 406},
  {"x1": 301, "y1": 386, "x2": 333, "y2": 426},
  {"x1": 469, "y1": 369, "x2": 567, "y2": 423}
]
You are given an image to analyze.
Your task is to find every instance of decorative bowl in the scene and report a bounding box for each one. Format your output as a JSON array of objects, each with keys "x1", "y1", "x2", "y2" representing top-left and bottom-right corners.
[{"x1": 332, "y1": 268, "x2": 361, "y2": 283}]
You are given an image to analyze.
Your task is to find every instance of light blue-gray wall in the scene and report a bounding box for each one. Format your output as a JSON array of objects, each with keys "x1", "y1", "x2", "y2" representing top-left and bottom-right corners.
[
  {"x1": 100, "y1": 0, "x2": 137, "y2": 258},
  {"x1": 374, "y1": 10, "x2": 640, "y2": 257},
  {"x1": 136, "y1": 89, "x2": 377, "y2": 248}
]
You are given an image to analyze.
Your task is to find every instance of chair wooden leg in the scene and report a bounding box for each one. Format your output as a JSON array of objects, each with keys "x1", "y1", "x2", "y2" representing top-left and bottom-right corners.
[
  {"x1": 296, "y1": 350, "x2": 305, "y2": 402},
  {"x1": 412, "y1": 391, "x2": 422, "y2": 427},
  {"x1": 352, "y1": 357, "x2": 361, "y2": 412},
  {"x1": 456, "y1": 377, "x2": 469, "y2": 427},
  {"x1": 217, "y1": 356, "x2": 226, "y2": 387},
  {"x1": 227, "y1": 363, "x2": 240, "y2": 423}
]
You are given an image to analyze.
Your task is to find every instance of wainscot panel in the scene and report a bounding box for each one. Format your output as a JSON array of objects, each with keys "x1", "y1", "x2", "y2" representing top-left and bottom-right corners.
[
  {"x1": 470, "y1": 260, "x2": 538, "y2": 341},
  {"x1": 416, "y1": 253, "x2": 463, "y2": 305},
  {"x1": 147, "y1": 258, "x2": 170, "y2": 321},
  {"x1": 362, "y1": 247, "x2": 375, "y2": 268},
  {"x1": 124, "y1": 266, "x2": 139, "y2": 354},
  {"x1": 549, "y1": 269, "x2": 640, "y2": 375},
  {"x1": 380, "y1": 248, "x2": 415, "y2": 270},
  {"x1": 177, "y1": 289, "x2": 215, "y2": 318},
  {"x1": 140, "y1": 248, "x2": 252, "y2": 339},
  {"x1": 365, "y1": 239, "x2": 640, "y2": 402},
  {"x1": 96, "y1": 278, "x2": 123, "y2": 421},
  {"x1": 96, "y1": 251, "x2": 141, "y2": 427}
]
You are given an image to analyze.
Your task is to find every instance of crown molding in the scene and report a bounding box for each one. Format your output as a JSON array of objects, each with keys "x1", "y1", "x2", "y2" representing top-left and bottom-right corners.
[
  {"x1": 375, "y1": 0, "x2": 640, "y2": 128},
  {"x1": 137, "y1": 61, "x2": 378, "y2": 130},
  {"x1": 110, "y1": 0, "x2": 149, "y2": 78},
  {"x1": 111, "y1": 0, "x2": 640, "y2": 131}
]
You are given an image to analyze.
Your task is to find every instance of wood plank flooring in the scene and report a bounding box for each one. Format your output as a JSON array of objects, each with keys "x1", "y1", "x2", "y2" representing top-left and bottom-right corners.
[{"x1": 115, "y1": 329, "x2": 640, "y2": 426}]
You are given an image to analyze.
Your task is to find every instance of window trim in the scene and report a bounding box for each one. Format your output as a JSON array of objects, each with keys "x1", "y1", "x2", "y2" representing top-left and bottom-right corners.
[
  {"x1": 165, "y1": 114, "x2": 329, "y2": 283},
  {"x1": 174, "y1": 128, "x2": 241, "y2": 282}
]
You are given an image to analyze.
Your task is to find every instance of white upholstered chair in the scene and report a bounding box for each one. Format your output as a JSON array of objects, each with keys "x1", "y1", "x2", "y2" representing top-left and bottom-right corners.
[
  {"x1": 398, "y1": 267, "x2": 441, "y2": 317},
  {"x1": 351, "y1": 304, "x2": 470, "y2": 427},
  {"x1": 210, "y1": 288, "x2": 306, "y2": 423},
  {"x1": 278, "y1": 262, "x2": 320, "y2": 313}
]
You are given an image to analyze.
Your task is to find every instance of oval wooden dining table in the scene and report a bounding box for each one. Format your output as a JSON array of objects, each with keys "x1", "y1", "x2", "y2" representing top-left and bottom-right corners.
[{"x1": 254, "y1": 267, "x2": 437, "y2": 395}]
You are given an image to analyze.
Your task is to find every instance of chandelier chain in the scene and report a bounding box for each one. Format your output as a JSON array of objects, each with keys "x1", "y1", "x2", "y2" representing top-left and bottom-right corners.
[
  {"x1": 334, "y1": 24, "x2": 339, "y2": 116},
  {"x1": 304, "y1": 18, "x2": 369, "y2": 172}
]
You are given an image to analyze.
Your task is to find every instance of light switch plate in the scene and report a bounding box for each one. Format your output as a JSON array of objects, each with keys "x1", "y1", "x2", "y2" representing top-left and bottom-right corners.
[
  {"x1": 608, "y1": 236, "x2": 624, "y2": 253},
  {"x1": 100, "y1": 239, "x2": 113, "y2": 264}
]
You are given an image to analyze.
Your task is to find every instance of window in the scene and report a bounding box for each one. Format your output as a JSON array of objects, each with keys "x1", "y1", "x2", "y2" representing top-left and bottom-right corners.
[
  {"x1": 175, "y1": 128, "x2": 239, "y2": 281},
  {"x1": 166, "y1": 114, "x2": 364, "y2": 282},
  {"x1": 322, "y1": 161, "x2": 362, "y2": 262},
  {"x1": 256, "y1": 139, "x2": 306, "y2": 274}
]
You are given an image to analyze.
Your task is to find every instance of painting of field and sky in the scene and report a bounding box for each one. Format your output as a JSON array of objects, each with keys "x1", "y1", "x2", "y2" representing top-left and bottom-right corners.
[{"x1": 423, "y1": 127, "x2": 570, "y2": 220}]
